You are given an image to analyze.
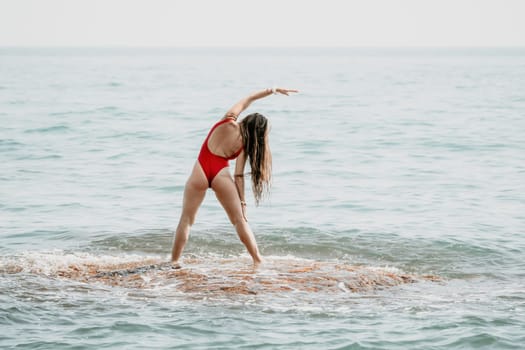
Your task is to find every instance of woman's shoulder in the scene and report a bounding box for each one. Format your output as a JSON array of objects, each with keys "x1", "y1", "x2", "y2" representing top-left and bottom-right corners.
[
  {"x1": 213, "y1": 117, "x2": 239, "y2": 134},
  {"x1": 220, "y1": 114, "x2": 238, "y2": 123},
  {"x1": 223, "y1": 112, "x2": 239, "y2": 121},
  {"x1": 218, "y1": 116, "x2": 239, "y2": 128}
]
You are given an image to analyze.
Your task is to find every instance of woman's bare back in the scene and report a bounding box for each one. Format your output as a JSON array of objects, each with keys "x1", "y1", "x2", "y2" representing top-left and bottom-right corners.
[{"x1": 207, "y1": 121, "x2": 243, "y2": 158}]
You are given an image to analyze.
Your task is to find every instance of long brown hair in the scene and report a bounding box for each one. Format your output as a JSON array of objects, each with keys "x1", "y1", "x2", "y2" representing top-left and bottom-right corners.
[{"x1": 239, "y1": 113, "x2": 272, "y2": 205}]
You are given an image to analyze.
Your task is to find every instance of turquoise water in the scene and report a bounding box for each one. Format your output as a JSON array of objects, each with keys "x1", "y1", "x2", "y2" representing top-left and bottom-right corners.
[{"x1": 1, "y1": 47, "x2": 524, "y2": 349}]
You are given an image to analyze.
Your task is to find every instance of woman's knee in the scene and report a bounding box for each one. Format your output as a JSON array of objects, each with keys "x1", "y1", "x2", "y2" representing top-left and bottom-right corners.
[
  {"x1": 177, "y1": 214, "x2": 195, "y2": 229},
  {"x1": 230, "y1": 213, "x2": 246, "y2": 227}
]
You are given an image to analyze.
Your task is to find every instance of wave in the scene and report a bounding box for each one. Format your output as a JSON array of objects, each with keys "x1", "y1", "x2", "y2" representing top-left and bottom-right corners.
[
  {"x1": 0, "y1": 139, "x2": 25, "y2": 151},
  {"x1": 2, "y1": 226, "x2": 519, "y2": 300},
  {"x1": 0, "y1": 250, "x2": 439, "y2": 297},
  {"x1": 23, "y1": 125, "x2": 71, "y2": 134}
]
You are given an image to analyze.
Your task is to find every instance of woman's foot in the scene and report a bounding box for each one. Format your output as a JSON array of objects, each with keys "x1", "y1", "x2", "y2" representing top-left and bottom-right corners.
[{"x1": 252, "y1": 257, "x2": 263, "y2": 269}]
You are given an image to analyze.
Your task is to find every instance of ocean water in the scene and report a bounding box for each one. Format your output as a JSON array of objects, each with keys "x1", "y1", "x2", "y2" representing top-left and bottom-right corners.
[{"x1": 1, "y1": 47, "x2": 524, "y2": 349}]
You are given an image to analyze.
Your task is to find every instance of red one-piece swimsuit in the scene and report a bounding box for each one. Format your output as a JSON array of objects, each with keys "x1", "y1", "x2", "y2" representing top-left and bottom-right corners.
[{"x1": 198, "y1": 118, "x2": 243, "y2": 187}]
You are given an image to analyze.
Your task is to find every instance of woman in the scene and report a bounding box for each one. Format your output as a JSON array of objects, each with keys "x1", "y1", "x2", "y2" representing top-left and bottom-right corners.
[{"x1": 171, "y1": 87, "x2": 298, "y2": 267}]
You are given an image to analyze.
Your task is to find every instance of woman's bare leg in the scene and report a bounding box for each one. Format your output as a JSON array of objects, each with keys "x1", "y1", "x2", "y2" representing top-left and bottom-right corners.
[
  {"x1": 211, "y1": 169, "x2": 262, "y2": 266},
  {"x1": 171, "y1": 162, "x2": 208, "y2": 263}
]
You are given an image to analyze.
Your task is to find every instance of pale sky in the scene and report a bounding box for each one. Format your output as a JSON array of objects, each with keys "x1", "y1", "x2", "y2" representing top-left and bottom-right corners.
[{"x1": 1, "y1": 0, "x2": 524, "y2": 47}]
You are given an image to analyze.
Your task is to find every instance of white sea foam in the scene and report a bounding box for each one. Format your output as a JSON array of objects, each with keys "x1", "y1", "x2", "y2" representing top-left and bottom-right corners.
[
  {"x1": 0, "y1": 250, "x2": 162, "y2": 276},
  {"x1": 0, "y1": 249, "x2": 433, "y2": 298}
]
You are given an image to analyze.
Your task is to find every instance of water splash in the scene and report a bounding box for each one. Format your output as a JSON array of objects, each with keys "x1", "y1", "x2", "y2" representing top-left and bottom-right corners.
[{"x1": 1, "y1": 251, "x2": 440, "y2": 297}]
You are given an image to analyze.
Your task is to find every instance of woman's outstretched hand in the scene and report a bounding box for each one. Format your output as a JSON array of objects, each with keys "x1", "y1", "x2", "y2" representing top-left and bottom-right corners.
[{"x1": 275, "y1": 88, "x2": 299, "y2": 96}]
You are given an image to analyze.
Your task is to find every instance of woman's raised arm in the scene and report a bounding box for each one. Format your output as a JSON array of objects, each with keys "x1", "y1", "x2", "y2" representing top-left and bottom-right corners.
[{"x1": 224, "y1": 88, "x2": 298, "y2": 119}]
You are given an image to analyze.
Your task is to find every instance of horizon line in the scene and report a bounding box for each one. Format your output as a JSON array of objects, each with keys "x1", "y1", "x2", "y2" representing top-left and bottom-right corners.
[{"x1": 1, "y1": 45, "x2": 525, "y2": 49}]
